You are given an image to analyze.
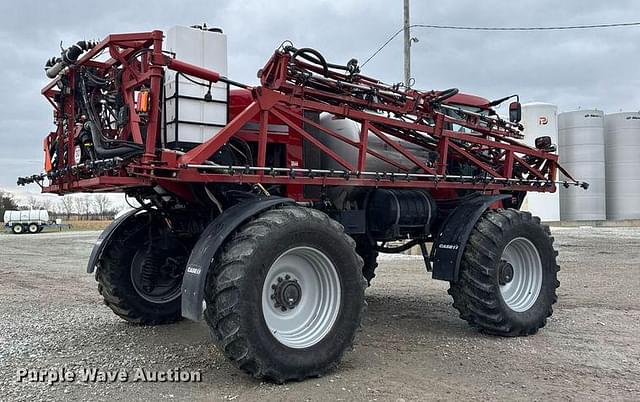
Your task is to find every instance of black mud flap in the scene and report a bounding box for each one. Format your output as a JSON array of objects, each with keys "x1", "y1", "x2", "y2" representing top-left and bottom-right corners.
[
  {"x1": 86, "y1": 208, "x2": 143, "y2": 274},
  {"x1": 181, "y1": 196, "x2": 294, "y2": 321},
  {"x1": 431, "y1": 194, "x2": 510, "y2": 282}
]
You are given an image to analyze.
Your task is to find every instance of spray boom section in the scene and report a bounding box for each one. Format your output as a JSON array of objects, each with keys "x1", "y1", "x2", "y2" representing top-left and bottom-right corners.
[{"x1": 19, "y1": 29, "x2": 587, "y2": 195}]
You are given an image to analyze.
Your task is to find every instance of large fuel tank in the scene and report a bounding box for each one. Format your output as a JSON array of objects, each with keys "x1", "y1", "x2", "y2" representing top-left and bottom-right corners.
[
  {"x1": 366, "y1": 189, "x2": 436, "y2": 241},
  {"x1": 316, "y1": 113, "x2": 433, "y2": 172}
]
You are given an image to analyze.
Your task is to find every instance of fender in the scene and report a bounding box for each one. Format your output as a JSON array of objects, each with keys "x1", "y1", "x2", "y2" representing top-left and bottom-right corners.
[
  {"x1": 86, "y1": 208, "x2": 143, "y2": 273},
  {"x1": 181, "y1": 196, "x2": 294, "y2": 321},
  {"x1": 431, "y1": 194, "x2": 511, "y2": 282}
]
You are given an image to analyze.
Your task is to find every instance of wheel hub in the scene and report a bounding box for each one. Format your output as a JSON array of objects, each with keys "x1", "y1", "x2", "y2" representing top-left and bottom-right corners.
[
  {"x1": 261, "y1": 246, "x2": 342, "y2": 349},
  {"x1": 499, "y1": 237, "x2": 543, "y2": 312},
  {"x1": 498, "y1": 260, "x2": 514, "y2": 285},
  {"x1": 130, "y1": 245, "x2": 186, "y2": 304},
  {"x1": 271, "y1": 275, "x2": 302, "y2": 311}
]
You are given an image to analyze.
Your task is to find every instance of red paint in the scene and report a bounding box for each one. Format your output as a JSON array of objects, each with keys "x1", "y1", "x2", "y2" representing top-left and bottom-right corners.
[{"x1": 447, "y1": 93, "x2": 490, "y2": 109}]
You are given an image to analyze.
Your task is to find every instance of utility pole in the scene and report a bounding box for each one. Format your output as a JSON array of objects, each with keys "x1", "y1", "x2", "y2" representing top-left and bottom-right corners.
[{"x1": 403, "y1": 0, "x2": 411, "y2": 87}]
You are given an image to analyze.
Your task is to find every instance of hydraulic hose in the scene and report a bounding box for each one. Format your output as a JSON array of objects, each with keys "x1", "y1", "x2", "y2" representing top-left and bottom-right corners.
[
  {"x1": 289, "y1": 46, "x2": 360, "y2": 76},
  {"x1": 45, "y1": 40, "x2": 96, "y2": 78},
  {"x1": 291, "y1": 47, "x2": 329, "y2": 76},
  {"x1": 86, "y1": 121, "x2": 144, "y2": 160},
  {"x1": 431, "y1": 88, "x2": 459, "y2": 103}
]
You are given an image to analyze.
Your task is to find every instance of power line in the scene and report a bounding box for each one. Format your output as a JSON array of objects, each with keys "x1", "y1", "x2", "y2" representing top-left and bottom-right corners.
[{"x1": 361, "y1": 21, "x2": 640, "y2": 68}]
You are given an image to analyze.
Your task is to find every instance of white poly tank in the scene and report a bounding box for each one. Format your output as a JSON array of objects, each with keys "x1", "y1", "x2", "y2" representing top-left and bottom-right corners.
[
  {"x1": 3, "y1": 210, "x2": 49, "y2": 223},
  {"x1": 163, "y1": 25, "x2": 228, "y2": 147},
  {"x1": 557, "y1": 110, "x2": 606, "y2": 221},
  {"x1": 520, "y1": 103, "x2": 560, "y2": 221},
  {"x1": 604, "y1": 112, "x2": 640, "y2": 220}
]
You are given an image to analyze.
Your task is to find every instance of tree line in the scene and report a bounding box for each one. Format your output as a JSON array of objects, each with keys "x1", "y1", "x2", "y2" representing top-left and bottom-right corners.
[{"x1": 1, "y1": 191, "x2": 121, "y2": 221}]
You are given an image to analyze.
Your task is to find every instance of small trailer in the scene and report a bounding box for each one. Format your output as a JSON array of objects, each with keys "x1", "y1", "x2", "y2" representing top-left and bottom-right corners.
[{"x1": 3, "y1": 210, "x2": 50, "y2": 234}]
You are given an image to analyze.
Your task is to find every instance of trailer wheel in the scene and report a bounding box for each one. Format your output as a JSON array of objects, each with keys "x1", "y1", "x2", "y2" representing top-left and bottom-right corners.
[
  {"x1": 96, "y1": 219, "x2": 187, "y2": 325},
  {"x1": 28, "y1": 223, "x2": 39, "y2": 233},
  {"x1": 448, "y1": 209, "x2": 559, "y2": 336},
  {"x1": 12, "y1": 225, "x2": 24, "y2": 234},
  {"x1": 204, "y1": 206, "x2": 366, "y2": 382}
]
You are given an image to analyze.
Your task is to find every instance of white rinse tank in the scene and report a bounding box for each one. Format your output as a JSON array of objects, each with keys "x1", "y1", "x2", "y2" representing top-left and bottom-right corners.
[
  {"x1": 557, "y1": 110, "x2": 606, "y2": 221},
  {"x1": 163, "y1": 25, "x2": 228, "y2": 147},
  {"x1": 520, "y1": 103, "x2": 559, "y2": 221},
  {"x1": 604, "y1": 112, "x2": 640, "y2": 220}
]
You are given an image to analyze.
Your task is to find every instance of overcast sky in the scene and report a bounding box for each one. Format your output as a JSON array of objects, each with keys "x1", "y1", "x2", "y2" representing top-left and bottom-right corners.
[{"x1": 0, "y1": 0, "x2": 639, "y2": 191}]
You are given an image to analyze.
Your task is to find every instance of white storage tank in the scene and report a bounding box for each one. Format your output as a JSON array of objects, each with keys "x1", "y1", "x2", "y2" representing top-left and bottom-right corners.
[
  {"x1": 163, "y1": 25, "x2": 228, "y2": 148},
  {"x1": 557, "y1": 110, "x2": 606, "y2": 221},
  {"x1": 316, "y1": 113, "x2": 433, "y2": 172},
  {"x1": 3, "y1": 210, "x2": 49, "y2": 223},
  {"x1": 519, "y1": 103, "x2": 560, "y2": 221},
  {"x1": 604, "y1": 112, "x2": 640, "y2": 220}
]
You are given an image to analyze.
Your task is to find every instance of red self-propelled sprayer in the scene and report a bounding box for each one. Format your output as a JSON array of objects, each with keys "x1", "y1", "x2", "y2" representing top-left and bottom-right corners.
[{"x1": 19, "y1": 25, "x2": 586, "y2": 382}]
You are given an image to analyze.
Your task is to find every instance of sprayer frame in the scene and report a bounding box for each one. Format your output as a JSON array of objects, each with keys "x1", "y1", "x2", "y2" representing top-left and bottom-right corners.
[{"x1": 38, "y1": 30, "x2": 579, "y2": 200}]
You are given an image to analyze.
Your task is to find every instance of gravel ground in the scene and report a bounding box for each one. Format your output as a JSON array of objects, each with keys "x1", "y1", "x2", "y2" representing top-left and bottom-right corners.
[{"x1": 0, "y1": 227, "x2": 639, "y2": 401}]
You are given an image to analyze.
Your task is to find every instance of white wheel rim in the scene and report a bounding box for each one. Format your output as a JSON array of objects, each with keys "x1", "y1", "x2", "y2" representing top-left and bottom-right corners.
[
  {"x1": 29, "y1": 225, "x2": 38, "y2": 233},
  {"x1": 14, "y1": 225, "x2": 23, "y2": 233},
  {"x1": 262, "y1": 246, "x2": 341, "y2": 349},
  {"x1": 499, "y1": 237, "x2": 543, "y2": 312}
]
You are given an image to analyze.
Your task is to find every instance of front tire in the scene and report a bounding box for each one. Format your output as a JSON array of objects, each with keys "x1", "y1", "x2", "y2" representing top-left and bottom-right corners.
[
  {"x1": 448, "y1": 209, "x2": 559, "y2": 336},
  {"x1": 204, "y1": 205, "x2": 366, "y2": 382}
]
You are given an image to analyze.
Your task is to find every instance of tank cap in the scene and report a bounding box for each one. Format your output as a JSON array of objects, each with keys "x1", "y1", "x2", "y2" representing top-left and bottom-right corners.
[{"x1": 189, "y1": 23, "x2": 223, "y2": 34}]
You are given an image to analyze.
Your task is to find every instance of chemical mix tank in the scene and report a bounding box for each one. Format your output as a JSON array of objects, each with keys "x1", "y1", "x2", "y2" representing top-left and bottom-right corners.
[
  {"x1": 557, "y1": 110, "x2": 606, "y2": 221},
  {"x1": 520, "y1": 103, "x2": 560, "y2": 221},
  {"x1": 604, "y1": 112, "x2": 640, "y2": 220}
]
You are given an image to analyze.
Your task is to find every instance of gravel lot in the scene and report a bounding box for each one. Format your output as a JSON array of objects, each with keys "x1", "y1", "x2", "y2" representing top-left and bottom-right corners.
[{"x1": 1, "y1": 227, "x2": 639, "y2": 401}]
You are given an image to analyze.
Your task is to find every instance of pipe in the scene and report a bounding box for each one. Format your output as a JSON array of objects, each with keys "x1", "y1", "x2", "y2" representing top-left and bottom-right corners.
[
  {"x1": 165, "y1": 57, "x2": 220, "y2": 83},
  {"x1": 45, "y1": 41, "x2": 96, "y2": 79}
]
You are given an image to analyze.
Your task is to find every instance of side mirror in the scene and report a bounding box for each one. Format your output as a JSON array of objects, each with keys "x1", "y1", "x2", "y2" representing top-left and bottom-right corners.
[
  {"x1": 535, "y1": 136, "x2": 556, "y2": 152},
  {"x1": 509, "y1": 101, "x2": 522, "y2": 123}
]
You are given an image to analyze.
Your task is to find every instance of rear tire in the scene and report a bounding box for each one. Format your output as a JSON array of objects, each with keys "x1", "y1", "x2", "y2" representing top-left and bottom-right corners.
[
  {"x1": 96, "y1": 215, "x2": 187, "y2": 325},
  {"x1": 28, "y1": 223, "x2": 39, "y2": 233},
  {"x1": 12, "y1": 225, "x2": 24, "y2": 234},
  {"x1": 448, "y1": 209, "x2": 559, "y2": 336},
  {"x1": 204, "y1": 205, "x2": 366, "y2": 382}
]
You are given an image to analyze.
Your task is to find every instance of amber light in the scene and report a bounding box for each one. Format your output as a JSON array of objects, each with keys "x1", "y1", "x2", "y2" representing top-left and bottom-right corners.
[
  {"x1": 43, "y1": 137, "x2": 52, "y2": 172},
  {"x1": 136, "y1": 88, "x2": 150, "y2": 113}
]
